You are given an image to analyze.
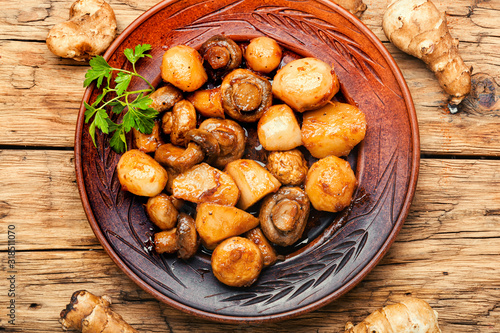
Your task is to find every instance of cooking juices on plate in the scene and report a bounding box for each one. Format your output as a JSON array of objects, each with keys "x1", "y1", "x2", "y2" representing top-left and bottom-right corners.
[{"x1": 113, "y1": 35, "x2": 367, "y2": 287}]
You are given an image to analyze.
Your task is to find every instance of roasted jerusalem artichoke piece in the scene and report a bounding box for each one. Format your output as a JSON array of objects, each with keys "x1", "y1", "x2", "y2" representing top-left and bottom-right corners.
[
  {"x1": 195, "y1": 203, "x2": 259, "y2": 249},
  {"x1": 245, "y1": 227, "x2": 278, "y2": 266},
  {"x1": 161, "y1": 45, "x2": 207, "y2": 92},
  {"x1": 172, "y1": 163, "x2": 240, "y2": 206},
  {"x1": 244, "y1": 36, "x2": 283, "y2": 74},
  {"x1": 224, "y1": 159, "x2": 281, "y2": 210},
  {"x1": 266, "y1": 149, "x2": 308, "y2": 186},
  {"x1": 301, "y1": 101, "x2": 367, "y2": 158},
  {"x1": 211, "y1": 237, "x2": 264, "y2": 287},
  {"x1": 257, "y1": 104, "x2": 302, "y2": 151}
]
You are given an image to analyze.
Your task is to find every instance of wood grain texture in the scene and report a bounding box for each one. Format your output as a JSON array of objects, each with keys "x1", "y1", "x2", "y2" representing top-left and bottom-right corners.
[
  {"x1": 0, "y1": 0, "x2": 499, "y2": 154},
  {"x1": 1, "y1": 152, "x2": 500, "y2": 330},
  {"x1": 1, "y1": 0, "x2": 500, "y2": 331}
]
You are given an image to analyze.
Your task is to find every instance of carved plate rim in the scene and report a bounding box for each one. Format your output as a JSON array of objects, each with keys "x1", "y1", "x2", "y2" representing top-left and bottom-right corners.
[{"x1": 74, "y1": 0, "x2": 420, "y2": 323}]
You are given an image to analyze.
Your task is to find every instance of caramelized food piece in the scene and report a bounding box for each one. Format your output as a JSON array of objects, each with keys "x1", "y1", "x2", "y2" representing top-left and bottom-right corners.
[
  {"x1": 272, "y1": 57, "x2": 339, "y2": 112},
  {"x1": 195, "y1": 203, "x2": 260, "y2": 249},
  {"x1": 199, "y1": 35, "x2": 242, "y2": 72},
  {"x1": 132, "y1": 119, "x2": 163, "y2": 153},
  {"x1": 161, "y1": 45, "x2": 207, "y2": 92},
  {"x1": 161, "y1": 111, "x2": 173, "y2": 135},
  {"x1": 172, "y1": 163, "x2": 240, "y2": 206},
  {"x1": 154, "y1": 228, "x2": 178, "y2": 254},
  {"x1": 149, "y1": 85, "x2": 183, "y2": 112},
  {"x1": 224, "y1": 159, "x2": 281, "y2": 210},
  {"x1": 154, "y1": 143, "x2": 204, "y2": 173},
  {"x1": 145, "y1": 193, "x2": 178, "y2": 230},
  {"x1": 187, "y1": 88, "x2": 225, "y2": 119},
  {"x1": 257, "y1": 104, "x2": 302, "y2": 151},
  {"x1": 266, "y1": 149, "x2": 308, "y2": 185},
  {"x1": 244, "y1": 36, "x2": 282, "y2": 73},
  {"x1": 211, "y1": 237, "x2": 264, "y2": 287},
  {"x1": 260, "y1": 187, "x2": 310, "y2": 247},
  {"x1": 221, "y1": 69, "x2": 272, "y2": 122},
  {"x1": 116, "y1": 149, "x2": 168, "y2": 197},
  {"x1": 170, "y1": 100, "x2": 197, "y2": 146},
  {"x1": 185, "y1": 129, "x2": 220, "y2": 165},
  {"x1": 302, "y1": 101, "x2": 367, "y2": 158},
  {"x1": 305, "y1": 155, "x2": 357, "y2": 212},
  {"x1": 199, "y1": 118, "x2": 246, "y2": 168},
  {"x1": 245, "y1": 227, "x2": 278, "y2": 266},
  {"x1": 176, "y1": 213, "x2": 200, "y2": 260}
]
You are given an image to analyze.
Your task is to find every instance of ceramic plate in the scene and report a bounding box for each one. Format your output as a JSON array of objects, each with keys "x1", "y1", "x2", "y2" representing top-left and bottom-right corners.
[{"x1": 75, "y1": 0, "x2": 419, "y2": 323}]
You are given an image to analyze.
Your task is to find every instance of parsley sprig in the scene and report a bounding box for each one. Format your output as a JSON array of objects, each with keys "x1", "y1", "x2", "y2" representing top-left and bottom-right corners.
[{"x1": 83, "y1": 44, "x2": 158, "y2": 153}]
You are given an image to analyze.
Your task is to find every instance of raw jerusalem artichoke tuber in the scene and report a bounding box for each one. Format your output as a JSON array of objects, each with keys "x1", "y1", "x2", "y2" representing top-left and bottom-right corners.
[
  {"x1": 383, "y1": 0, "x2": 471, "y2": 105},
  {"x1": 344, "y1": 297, "x2": 441, "y2": 333},
  {"x1": 60, "y1": 290, "x2": 137, "y2": 332}
]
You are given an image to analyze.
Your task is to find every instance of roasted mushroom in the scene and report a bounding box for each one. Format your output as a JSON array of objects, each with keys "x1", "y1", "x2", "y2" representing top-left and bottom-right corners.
[
  {"x1": 199, "y1": 118, "x2": 246, "y2": 168},
  {"x1": 211, "y1": 237, "x2": 264, "y2": 287},
  {"x1": 149, "y1": 85, "x2": 183, "y2": 112},
  {"x1": 161, "y1": 111, "x2": 173, "y2": 135},
  {"x1": 154, "y1": 143, "x2": 204, "y2": 173},
  {"x1": 161, "y1": 45, "x2": 207, "y2": 92},
  {"x1": 185, "y1": 129, "x2": 220, "y2": 165},
  {"x1": 154, "y1": 228, "x2": 178, "y2": 254},
  {"x1": 199, "y1": 35, "x2": 242, "y2": 78},
  {"x1": 176, "y1": 213, "x2": 200, "y2": 260},
  {"x1": 220, "y1": 69, "x2": 272, "y2": 122},
  {"x1": 259, "y1": 187, "x2": 310, "y2": 247},
  {"x1": 305, "y1": 155, "x2": 357, "y2": 212},
  {"x1": 272, "y1": 57, "x2": 340, "y2": 112},
  {"x1": 145, "y1": 193, "x2": 178, "y2": 230},
  {"x1": 245, "y1": 227, "x2": 278, "y2": 266},
  {"x1": 116, "y1": 149, "x2": 168, "y2": 197},
  {"x1": 244, "y1": 36, "x2": 282, "y2": 73},
  {"x1": 266, "y1": 149, "x2": 308, "y2": 185},
  {"x1": 170, "y1": 100, "x2": 197, "y2": 146},
  {"x1": 132, "y1": 119, "x2": 163, "y2": 153}
]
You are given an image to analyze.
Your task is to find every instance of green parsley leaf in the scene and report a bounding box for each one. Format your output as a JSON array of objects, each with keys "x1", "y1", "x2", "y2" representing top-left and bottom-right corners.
[
  {"x1": 94, "y1": 109, "x2": 110, "y2": 134},
  {"x1": 109, "y1": 126, "x2": 127, "y2": 153},
  {"x1": 124, "y1": 44, "x2": 153, "y2": 65},
  {"x1": 115, "y1": 72, "x2": 132, "y2": 96}
]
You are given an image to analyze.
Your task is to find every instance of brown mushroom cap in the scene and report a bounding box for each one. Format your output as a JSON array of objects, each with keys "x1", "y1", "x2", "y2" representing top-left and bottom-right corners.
[
  {"x1": 199, "y1": 35, "x2": 243, "y2": 75},
  {"x1": 266, "y1": 150, "x2": 308, "y2": 185},
  {"x1": 259, "y1": 186, "x2": 310, "y2": 247},
  {"x1": 149, "y1": 85, "x2": 183, "y2": 113},
  {"x1": 220, "y1": 69, "x2": 272, "y2": 122},
  {"x1": 170, "y1": 100, "x2": 197, "y2": 146},
  {"x1": 176, "y1": 213, "x2": 200, "y2": 260},
  {"x1": 199, "y1": 118, "x2": 246, "y2": 168},
  {"x1": 185, "y1": 129, "x2": 220, "y2": 165},
  {"x1": 154, "y1": 143, "x2": 204, "y2": 173}
]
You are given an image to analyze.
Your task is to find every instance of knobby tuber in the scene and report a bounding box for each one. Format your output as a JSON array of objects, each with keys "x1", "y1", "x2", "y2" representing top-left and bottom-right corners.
[
  {"x1": 60, "y1": 290, "x2": 138, "y2": 332},
  {"x1": 332, "y1": 0, "x2": 367, "y2": 16},
  {"x1": 344, "y1": 297, "x2": 441, "y2": 333},
  {"x1": 383, "y1": 0, "x2": 471, "y2": 105}
]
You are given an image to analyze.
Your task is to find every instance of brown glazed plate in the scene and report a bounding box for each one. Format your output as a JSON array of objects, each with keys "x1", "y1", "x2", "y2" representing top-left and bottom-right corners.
[{"x1": 75, "y1": 0, "x2": 419, "y2": 324}]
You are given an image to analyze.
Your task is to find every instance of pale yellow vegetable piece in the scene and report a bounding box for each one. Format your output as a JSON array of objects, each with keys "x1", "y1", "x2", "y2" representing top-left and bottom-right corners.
[
  {"x1": 145, "y1": 193, "x2": 178, "y2": 230},
  {"x1": 224, "y1": 159, "x2": 281, "y2": 210},
  {"x1": 345, "y1": 297, "x2": 441, "y2": 333},
  {"x1": 211, "y1": 237, "x2": 264, "y2": 287},
  {"x1": 161, "y1": 45, "x2": 207, "y2": 92},
  {"x1": 172, "y1": 163, "x2": 240, "y2": 206},
  {"x1": 116, "y1": 149, "x2": 168, "y2": 197},
  {"x1": 383, "y1": 0, "x2": 471, "y2": 105},
  {"x1": 257, "y1": 104, "x2": 302, "y2": 151},
  {"x1": 187, "y1": 88, "x2": 225, "y2": 119},
  {"x1": 244, "y1": 37, "x2": 282, "y2": 73},
  {"x1": 301, "y1": 101, "x2": 367, "y2": 158},
  {"x1": 272, "y1": 57, "x2": 339, "y2": 112},
  {"x1": 195, "y1": 203, "x2": 260, "y2": 249},
  {"x1": 305, "y1": 155, "x2": 357, "y2": 212}
]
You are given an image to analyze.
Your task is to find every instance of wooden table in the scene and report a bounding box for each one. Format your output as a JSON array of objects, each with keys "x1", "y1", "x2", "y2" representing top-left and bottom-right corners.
[{"x1": 1, "y1": 0, "x2": 499, "y2": 331}]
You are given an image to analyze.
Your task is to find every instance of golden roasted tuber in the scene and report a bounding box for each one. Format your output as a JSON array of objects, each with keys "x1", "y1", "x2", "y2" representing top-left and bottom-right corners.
[
  {"x1": 383, "y1": 0, "x2": 471, "y2": 105},
  {"x1": 60, "y1": 290, "x2": 137, "y2": 332},
  {"x1": 344, "y1": 297, "x2": 441, "y2": 333}
]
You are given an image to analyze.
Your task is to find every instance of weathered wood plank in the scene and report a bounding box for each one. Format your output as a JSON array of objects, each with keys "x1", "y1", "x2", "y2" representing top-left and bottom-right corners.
[{"x1": 0, "y1": 0, "x2": 499, "y2": 154}]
